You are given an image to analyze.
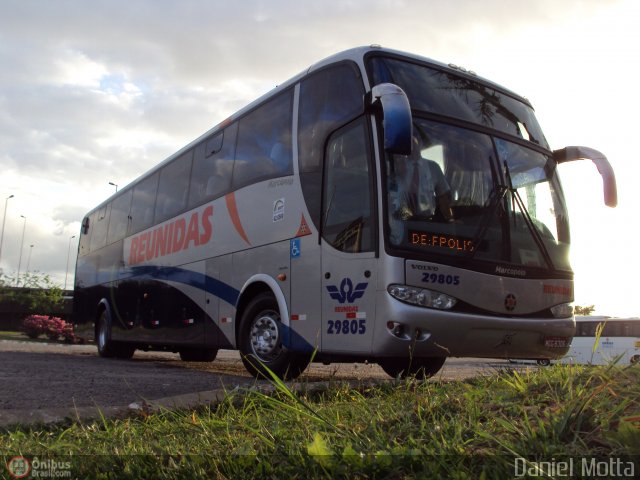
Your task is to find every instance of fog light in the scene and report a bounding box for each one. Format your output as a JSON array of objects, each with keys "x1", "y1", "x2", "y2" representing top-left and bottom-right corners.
[{"x1": 387, "y1": 321, "x2": 411, "y2": 339}]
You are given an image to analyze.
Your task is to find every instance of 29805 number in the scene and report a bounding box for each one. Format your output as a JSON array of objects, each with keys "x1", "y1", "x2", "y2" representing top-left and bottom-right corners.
[
  {"x1": 421, "y1": 273, "x2": 460, "y2": 285},
  {"x1": 327, "y1": 319, "x2": 366, "y2": 335}
]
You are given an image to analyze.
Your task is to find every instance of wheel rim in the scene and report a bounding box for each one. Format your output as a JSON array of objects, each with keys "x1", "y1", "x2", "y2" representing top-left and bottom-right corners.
[{"x1": 249, "y1": 310, "x2": 282, "y2": 362}]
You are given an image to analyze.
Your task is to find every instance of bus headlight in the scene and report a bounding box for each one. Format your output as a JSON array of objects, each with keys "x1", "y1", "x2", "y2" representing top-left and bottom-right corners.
[
  {"x1": 387, "y1": 284, "x2": 457, "y2": 310},
  {"x1": 551, "y1": 303, "x2": 574, "y2": 318}
]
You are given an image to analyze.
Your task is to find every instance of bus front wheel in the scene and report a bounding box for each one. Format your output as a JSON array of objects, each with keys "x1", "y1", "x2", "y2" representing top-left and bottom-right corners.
[
  {"x1": 378, "y1": 356, "x2": 446, "y2": 379},
  {"x1": 96, "y1": 310, "x2": 135, "y2": 359},
  {"x1": 238, "y1": 292, "x2": 309, "y2": 380}
]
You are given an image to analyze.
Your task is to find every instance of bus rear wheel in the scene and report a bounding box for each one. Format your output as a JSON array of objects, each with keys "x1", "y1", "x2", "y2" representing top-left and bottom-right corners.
[
  {"x1": 96, "y1": 310, "x2": 135, "y2": 360},
  {"x1": 179, "y1": 348, "x2": 218, "y2": 362},
  {"x1": 238, "y1": 292, "x2": 309, "y2": 380},
  {"x1": 378, "y1": 356, "x2": 446, "y2": 379}
]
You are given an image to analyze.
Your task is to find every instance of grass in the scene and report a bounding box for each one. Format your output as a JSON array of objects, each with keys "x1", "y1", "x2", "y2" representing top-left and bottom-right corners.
[
  {"x1": 0, "y1": 330, "x2": 39, "y2": 342},
  {"x1": 0, "y1": 331, "x2": 60, "y2": 345},
  {"x1": 1, "y1": 363, "x2": 639, "y2": 478},
  {"x1": 0, "y1": 330, "x2": 78, "y2": 345}
]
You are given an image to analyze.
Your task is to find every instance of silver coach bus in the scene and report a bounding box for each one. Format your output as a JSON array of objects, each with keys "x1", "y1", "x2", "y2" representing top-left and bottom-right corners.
[{"x1": 73, "y1": 46, "x2": 617, "y2": 379}]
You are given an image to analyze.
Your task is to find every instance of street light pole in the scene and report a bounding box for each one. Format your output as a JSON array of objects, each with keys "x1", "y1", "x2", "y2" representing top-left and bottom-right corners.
[
  {"x1": 64, "y1": 235, "x2": 76, "y2": 290},
  {"x1": 26, "y1": 244, "x2": 34, "y2": 274},
  {"x1": 16, "y1": 215, "x2": 26, "y2": 286},
  {"x1": 0, "y1": 194, "x2": 14, "y2": 269},
  {"x1": 109, "y1": 182, "x2": 118, "y2": 192}
]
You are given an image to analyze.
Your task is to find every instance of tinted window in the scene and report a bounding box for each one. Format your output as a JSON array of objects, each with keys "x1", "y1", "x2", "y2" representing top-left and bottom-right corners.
[
  {"x1": 233, "y1": 91, "x2": 293, "y2": 188},
  {"x1": 298, "y1": 63, "x2": 364, "y2": 228},
  {"x1": 107, "y1": 189, "x2": 132, "y2": 244},
  {"x1": 155, "y1": 150, "x2": 193, "y2": 222},
  {"x1": 322, "y1": 119, "x2": 374, "y2": 253},
  {"x1": 130, "y1": 172, "x2": 158, "y2": 233},
  {"x1": 368, "y1": 56, "x2": 548, "y2": 148},
  {"x1": 188, "y1": 123, "x2": 237, "y2": 208},
  {"x1": 89, "y1": 204, "x2": 110, "y2": 251},
  {"x1": 78, "y1": 214, "x2": 93, "y2": 256}
]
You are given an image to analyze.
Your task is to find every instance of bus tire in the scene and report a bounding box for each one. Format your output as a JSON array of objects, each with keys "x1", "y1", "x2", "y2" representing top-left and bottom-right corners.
[
  {"x1": 378, "y1": 356, "x2": 446, "y2": 379},
  {"x1": 238, "y1": 292, "x2": 309, "y2": 380},
  {"x1": 536, "y1": 359, "x2": 551, "y2": 366},
  {"x1": 96, "y1": 310, "x2": 135, "y2": 359},
  {"x1": 179, "y1": 348, "x2": 218, "y2": 362}
]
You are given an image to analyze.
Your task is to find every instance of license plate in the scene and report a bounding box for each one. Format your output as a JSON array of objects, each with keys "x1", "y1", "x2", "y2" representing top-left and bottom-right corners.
[{"x1": 544, "y1": 336, "x2": 569, "y2": 348}]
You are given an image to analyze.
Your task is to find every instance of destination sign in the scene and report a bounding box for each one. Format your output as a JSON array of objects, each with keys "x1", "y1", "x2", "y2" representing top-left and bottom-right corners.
[{"x1": 409, "y1": 230, "x2": 474, "y2": 253}]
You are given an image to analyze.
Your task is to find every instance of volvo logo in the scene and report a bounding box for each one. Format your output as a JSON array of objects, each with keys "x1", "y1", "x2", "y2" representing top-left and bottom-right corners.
[{"x1": 505, "y1": 294, "x2": 517, "y2": 311}]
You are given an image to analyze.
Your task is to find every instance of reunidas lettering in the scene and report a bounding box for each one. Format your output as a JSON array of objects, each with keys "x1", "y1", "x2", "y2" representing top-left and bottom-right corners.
[{"x1": 129, "y1": 205, "x2": 213, "y2": 265}]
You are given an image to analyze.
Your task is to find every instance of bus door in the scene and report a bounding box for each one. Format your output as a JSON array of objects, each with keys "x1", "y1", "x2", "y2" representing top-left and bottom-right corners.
[{"x1": 320, "y1": 119, "x2": 377, "y2": 354}]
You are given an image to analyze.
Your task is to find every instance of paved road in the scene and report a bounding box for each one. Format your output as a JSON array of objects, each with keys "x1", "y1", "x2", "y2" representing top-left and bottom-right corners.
[{"x1": 0, "y1": 339, "x2": 529, "y2": 425}]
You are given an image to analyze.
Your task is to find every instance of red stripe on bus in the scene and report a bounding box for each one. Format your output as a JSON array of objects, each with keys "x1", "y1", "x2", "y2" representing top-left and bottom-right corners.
[{"x1": 225, "y1": 192, "x2": 251, "y2": 246}]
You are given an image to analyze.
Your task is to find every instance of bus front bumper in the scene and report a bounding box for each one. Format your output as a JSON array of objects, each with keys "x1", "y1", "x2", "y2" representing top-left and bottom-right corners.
[{"x1": 372, "y1": 293, "x2": 575, "y2": 360}]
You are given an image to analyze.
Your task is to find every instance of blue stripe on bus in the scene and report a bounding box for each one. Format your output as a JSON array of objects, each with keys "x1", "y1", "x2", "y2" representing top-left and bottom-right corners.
[
  {"x1": 129, "y1": 266, "x2": 240, "y2": 306},
  {"x1": 118, "y1": 266, "x2": 314, "y2": 353}
]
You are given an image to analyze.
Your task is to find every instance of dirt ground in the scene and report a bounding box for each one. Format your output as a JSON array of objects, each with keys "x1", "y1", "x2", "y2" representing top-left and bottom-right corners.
[{"x1": 0, "y1": 339, "x2": 526, "y2": 425}]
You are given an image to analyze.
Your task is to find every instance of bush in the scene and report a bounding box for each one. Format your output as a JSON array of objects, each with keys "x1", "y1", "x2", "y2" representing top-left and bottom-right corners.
[
  {"x1": 61, "y1": 322, "x2": 75, "y2": 343},
  {"x1": 22, "y1": 315, "x2": 75, "y2": 343},
  {"x1": 22, "y1": 314, "x2": 50, "y2": 339},
  {"x1": 45, "y1": 316, "x2": 67, "y2": 341}
]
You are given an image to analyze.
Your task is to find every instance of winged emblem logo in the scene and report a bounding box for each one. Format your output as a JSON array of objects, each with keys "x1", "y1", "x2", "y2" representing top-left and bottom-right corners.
[{"x1": 326, "y1": 278, "x2": 368, "y2": 304}]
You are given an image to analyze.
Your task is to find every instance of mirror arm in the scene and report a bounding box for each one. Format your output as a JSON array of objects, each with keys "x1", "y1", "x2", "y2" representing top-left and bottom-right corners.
[{"x1": 553, "y1": 146, "x2": 618, "y2": 207}]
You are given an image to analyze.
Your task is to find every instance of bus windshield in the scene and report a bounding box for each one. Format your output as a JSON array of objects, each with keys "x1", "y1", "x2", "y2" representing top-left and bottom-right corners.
[
  {"x1": 371, "y1": 58, "x2": 570, "y2": 272},
  {"x1": 368, "y1": 55, "x2": 549, "y2": 149}
]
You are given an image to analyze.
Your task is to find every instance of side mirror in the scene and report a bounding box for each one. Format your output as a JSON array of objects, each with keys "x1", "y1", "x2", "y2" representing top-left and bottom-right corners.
[
  {"x1": 553, "y1": 146, "x2": 618, "y2": 207},
  {"x1": 366, "y1": 83, "x2": 413, "y2": 155}
]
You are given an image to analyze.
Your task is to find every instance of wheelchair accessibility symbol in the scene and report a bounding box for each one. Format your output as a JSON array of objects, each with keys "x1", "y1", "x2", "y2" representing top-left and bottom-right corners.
[{"x1": 290, "y1": 238, "x2": 301, "y2": 258}]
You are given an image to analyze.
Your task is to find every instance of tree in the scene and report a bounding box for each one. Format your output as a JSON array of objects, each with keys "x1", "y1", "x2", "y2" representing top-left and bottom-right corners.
[
  {"x1": 0, "y1": 272, "x2": 64, "y2": 316},
  {"x1": 574, "y1": 305, "x2": 595, "y2": 316}
]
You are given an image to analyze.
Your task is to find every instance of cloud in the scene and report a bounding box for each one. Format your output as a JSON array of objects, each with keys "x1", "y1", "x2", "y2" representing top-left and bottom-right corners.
[{"x1": 0, "y1": 0, "x2": 634, "y2": 287}]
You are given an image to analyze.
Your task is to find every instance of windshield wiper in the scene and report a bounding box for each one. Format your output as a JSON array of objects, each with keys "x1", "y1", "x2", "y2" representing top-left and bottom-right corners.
[
  {"x1": 466, "y1": 183, "x2": 508, "y2": 261},
  {"x1": 466, "y1": 161, "x2": 555, "y2": 270},
  {"x1": 510, "y1": 188, "x2": 555, "y2": 270}
]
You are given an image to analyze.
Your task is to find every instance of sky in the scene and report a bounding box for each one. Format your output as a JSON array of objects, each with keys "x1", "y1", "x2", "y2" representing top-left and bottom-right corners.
[{"x1": 0, "y1": 0, "x2": 638, "y2": 316}]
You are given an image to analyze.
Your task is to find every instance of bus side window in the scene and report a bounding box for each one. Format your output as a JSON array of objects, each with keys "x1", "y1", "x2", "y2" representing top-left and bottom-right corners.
[
  {"x1": 89, "y1": 204, "x2": 110, "y2": 252},
  {"x1": 188, "y1": 123, "x2": 237, "y2": 208},
  {"x1": 78, "y1": 214, "x2": 93, "y2": 256},
  {"x1": 155, "y1": 150, "x2": 193, "y2": 223},
  {"x1": 107, "y1": 189, "x2": 132, "y2": 244},
  {"x1": 130, "y1": 172, "x2": 159, "y2": 234},
  {"x1": 579, "y1": 321, "x2": 597, "y2": 337},
  {"x1": 232, "y1": 91, "x2": 293, "y2": 189},
  {"x1": 322, "y1": 119, "x2": 374, "y2": 253}
]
